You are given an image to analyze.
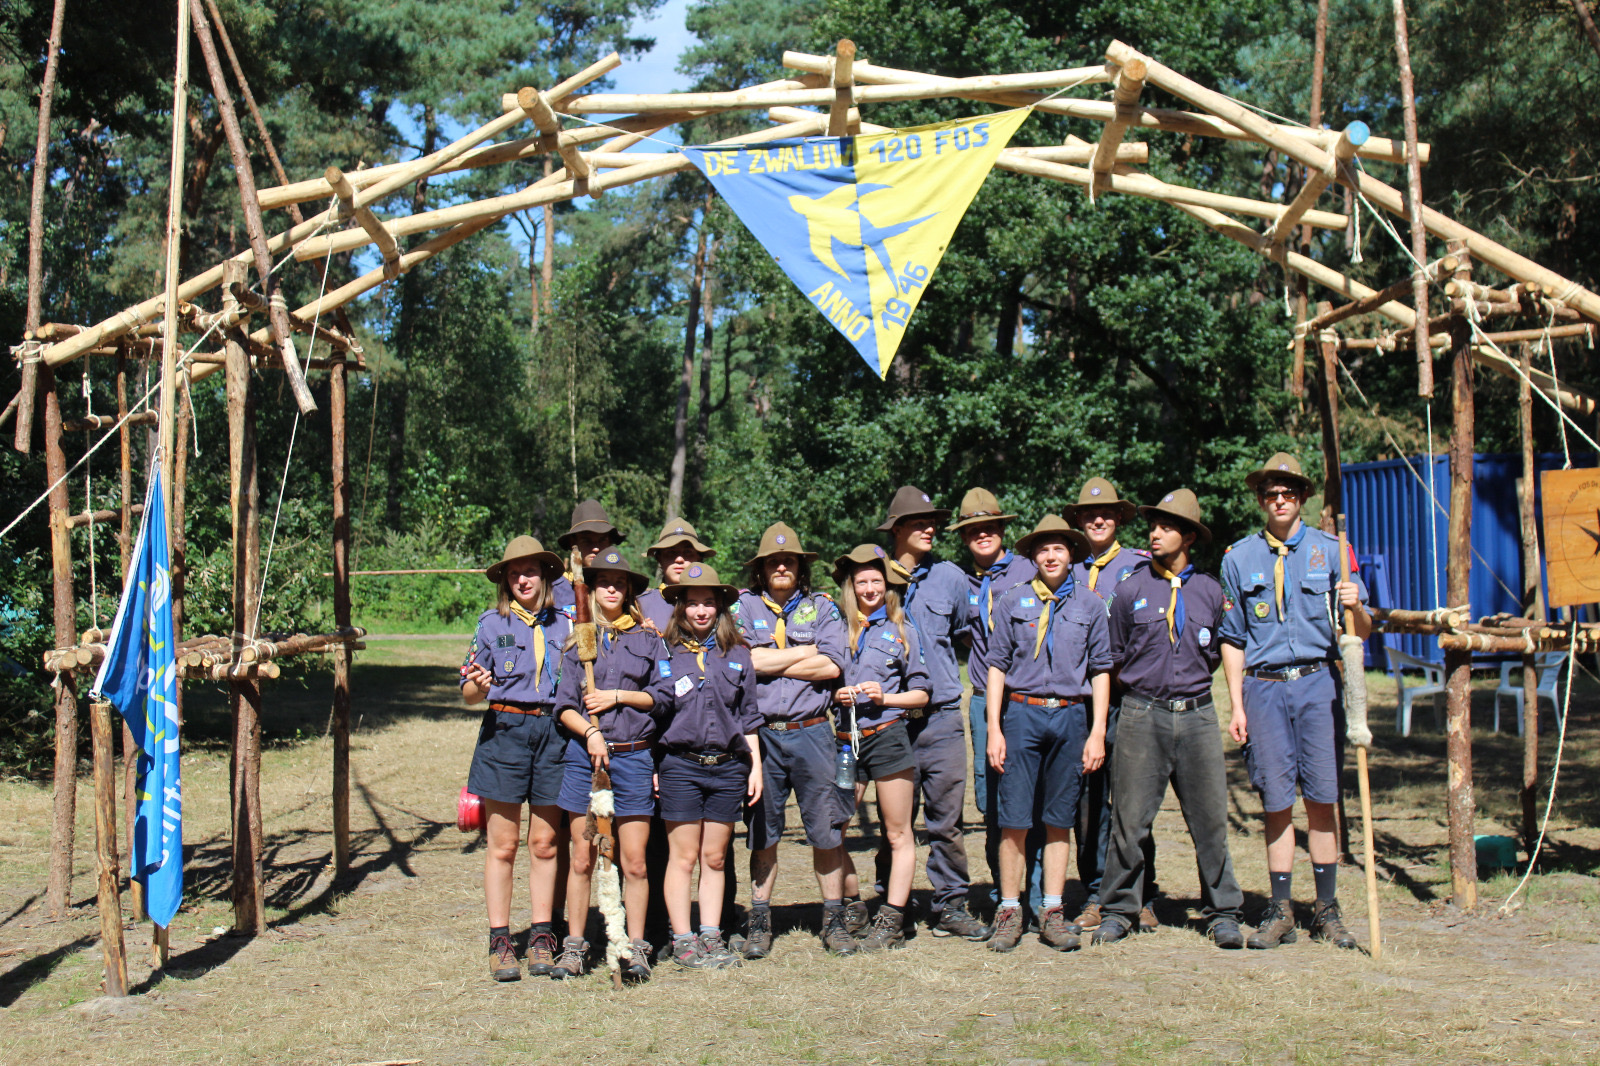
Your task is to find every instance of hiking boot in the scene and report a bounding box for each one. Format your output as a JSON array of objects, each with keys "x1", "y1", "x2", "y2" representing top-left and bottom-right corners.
[
  {"x1": 932, "y1": 898, "x2": 990, "y2": 941},
  {"x1": 821, "y1": 907, "x2": 859, "y2": 955},
  {"x1": 1207, "y1": 918, "x2": 1245, "y2": 950},
  {"x1": 622, "y1": 938, "x2": 653, "y2": 982},
  {"x1": 1073, "y1": 901, "x2": 1103, "y2": 932},
  {"x1": 1091, "y1": 913, "x2": 1133, "y2": 946},
  {"x1": 549, "y1": 935, "x2": 588, "y2": 979},
  {"x1": 1039, "y1": 905, "x2": 1081, "y2": 952},
  {"x1": 1248, "y1": 898, "x2": 1298, "y2": 949},
  {"x1": 987, "y1": 906, "x2": 1024, "y2": 953},
  {"x1": 857, "y1": 905, "x2": 906, "y2": 952},
  {"x1": 1138, "y1": 903, "x2": 1160, "y2": 933},
  {"x1": 526, "y1": 931, "x2": 557, "y2": 976},
  {"x1": 1310, "y1": 898, "x2": 1359, "y2": 950},
  {"x1": 489, "y1": 933, "x2": 521, "y2": 982},
  {"x1": 844, "y1": 899, "x2": 870, "y2": 938},
  {"x1": 742, "y1": 907, "x2": 773, "y2": 959},
  {"x1": 701, "y1": 931, "x2": 742, "y2": 969},
  {"x1": 669, "y1": 935, "x2": 714, "y2": 970}
]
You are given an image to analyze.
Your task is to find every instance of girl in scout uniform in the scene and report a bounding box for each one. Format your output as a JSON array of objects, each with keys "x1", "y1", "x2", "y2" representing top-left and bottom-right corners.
[
  {"x1": 832, "y1": 545, "x2": 931, "y2": 951},
  {"x1": 460, "y1": 536, "x2": 572, "y2": 981},
  {"x1": 552, "y1": 549, "x2": 667, "y2": 981},
  {"x1": 654, "y1": 564, "x2": 765, "y2": 969}
]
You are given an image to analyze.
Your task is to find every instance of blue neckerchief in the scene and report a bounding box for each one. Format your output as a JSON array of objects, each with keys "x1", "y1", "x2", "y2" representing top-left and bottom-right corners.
[
  {"x1": 781, "y1": 590, "x2": 804, "y2": 618},
  {"x1": 853, "y1": 605, "x2": 888, "y2": 660},
  {"x1": 1046, "y1": 573, "x2": 1075, "y2": 660},
  {"x1": 977, "y1": 552, "x2": 1013, "y2": 633},
  {"x1": 903, "y1": 559, "x2": 931, "y2": 610},
  {"x1": 536, "y1": 609, "x2": 560, "y2": 695},
  {"x1": 1156, "y1": 563, "x2": 1196, "y2": 643}
]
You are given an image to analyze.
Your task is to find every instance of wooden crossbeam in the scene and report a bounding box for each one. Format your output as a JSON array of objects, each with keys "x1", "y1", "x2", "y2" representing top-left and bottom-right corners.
[
  {"x1": 1267, "y1": 122, "x2": 1367, "y2": 245},
  {"x1": 1299, "y1": 254, "x2": 1459, "y2": 333},
  {"x1": 64, "y1": 505, "x2": 143, "y2": 530},
  {"x1": 63, "y1": 411, "x2": 157, "y2": 432}
]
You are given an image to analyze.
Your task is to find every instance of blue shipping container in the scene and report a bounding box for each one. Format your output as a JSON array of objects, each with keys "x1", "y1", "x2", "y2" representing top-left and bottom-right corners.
[{"x1": 1342, "y1": 452, "x2": 1593, "y2": 666}]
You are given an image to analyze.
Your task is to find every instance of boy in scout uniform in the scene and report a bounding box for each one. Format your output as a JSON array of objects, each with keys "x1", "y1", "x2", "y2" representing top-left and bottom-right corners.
[
  {"x1": 735, "y1": 522, "x2": 857, "y2": 957},
  {"x1": 1220, "y1": 453, "x2": 1369, "y2": 950},
  {"x1": 1091, "y1": 490, "x2": 1245, "y2": 949},
  {"x1": 638, "y1": 518, "x2": 714, "y2": 633},
  {"x1": 1066, "y1": 477, "x2": 1155, "y2": 933},
  {"x1": 553, "y1": 498, "x2": 625, "y2": 612},
  {"x1": 951, "y1": 489, "x2": 1038, "y2": 914},
  {"x1": 857, "y1": 485, "x2": 987, "y2": 941},
  {"x1": 984, "y1": 515, "x2": 1112, "y2": 952}
]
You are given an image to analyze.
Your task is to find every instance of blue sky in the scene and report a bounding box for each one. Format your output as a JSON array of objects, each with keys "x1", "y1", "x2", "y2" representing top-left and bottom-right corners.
[{"x1": 612, "y1": 0, "x2": 697, "y2": 99}]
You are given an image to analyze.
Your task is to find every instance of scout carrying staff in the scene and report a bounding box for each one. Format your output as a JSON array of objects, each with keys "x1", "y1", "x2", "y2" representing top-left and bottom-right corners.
[
  {"x1": 553, "y1": 548, "x2": 666, "y2": 980},
  {"x1": 951, "y1": 489, "x2": 1036, "y2": 916},
  {"x1": 1067, "y1": 477, "x2": 1156, "y2": 934},
  {"x1": 736, "y1": 523, "x2": 857, "y2": 958},
  {"x1": 984, "y1": 516, "x2": 1112, "y2": 953},
  {"x1": 833, "y1": 545, "x2": 932, "y2": 951},
  {"x1": 638, "y1": 518, "x2": 714, "y2": 633},
  {"x1": 460, "y1": 537, "x2": 573, "y2": 981},
  {"x1": 867, "y1": 486, "x2": 987, "y2": 941},
  {"x1": 1091, "y1": 490, "x2": 1245, "y2": 949},
  {"x1": 554, "y1": 499, "x2": 625, "y2": 612},
  {"x1": 652, "y1": 564, "x2": 765, "y2": 970},
  {"x1": 1219, "y1": 453, "x2": 1369, "y2": 951}
]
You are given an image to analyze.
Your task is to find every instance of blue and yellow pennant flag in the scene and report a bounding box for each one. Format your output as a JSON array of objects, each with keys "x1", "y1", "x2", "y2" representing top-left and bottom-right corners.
[
  {"x1": 91, "y1": 466, "x2": 182, "y2": 928},
  {"x1": 682, "y1": 108, "x2": 1032, "y2": 378}
]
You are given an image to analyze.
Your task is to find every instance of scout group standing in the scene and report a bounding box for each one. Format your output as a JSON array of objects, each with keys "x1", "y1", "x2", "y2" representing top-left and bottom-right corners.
[{"x1": 461, "y1": 452, "x2": 1370, "y2": 981}]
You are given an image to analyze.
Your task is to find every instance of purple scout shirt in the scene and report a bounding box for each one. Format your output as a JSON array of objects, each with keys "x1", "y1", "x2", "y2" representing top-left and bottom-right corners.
[
  {"x1": 650, "y1": 637, "x2": 764, "y2": 752},
  {"x1": 463, "y1": 607, "x2": 572, "y2": 704},
  {"x1": 840, "y1": 609, "x2": 930, "y2": 730},
  {"x1": 733, "y1": 588, "x2": 849, "y2": 724},
  {"x1": 989, "y1": 578, "x2": 1112, "y2": 700},
  {"x1": 965, "y1": 551, "x2": 1036, "y2": 695},
  {"x1": 552, "y1": 624, "x2": 667, "y2": 745},
  {"x1": 1075, "y1": 543, "x2": 1150, "y2": 604},
  {"x1": 636, "y1": 585, "x2": 676, "y2": 635},
  {"x1": 1108, "y1": 560, "x2": 1226, "y2": 702}
]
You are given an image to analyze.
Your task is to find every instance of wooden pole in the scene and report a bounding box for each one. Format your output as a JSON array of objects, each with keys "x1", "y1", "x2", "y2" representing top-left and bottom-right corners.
[
  {"x1": 330, "y1": 360, "x2": 352, "y2": 876},
  {"x1": 114, "y1": 349, "x2": 142, "y2": 919},
  {"x1": 189, "y1": 0, "x2": 317, "y2": 416},
  {"x1": 1313, "y1": 305, "x2": 1352, "y2": 859},
  {"x1": 1570, "y1": 0, "x2": 1600, "y2": 65},
  {"x1": 826, "y1": 39, "x2": 856, "y2": 137},
  {"x1": 1392, "y1": 0, "x2": 1433, "y2": 396},
  {"x1": 1337, "y1": 520, "x2": 1383, "y2": 958},
  {"x1": 202, "y1": 0, "x2": 303, "y2": 226},
  {"x1": 1291, "y1": 0, "x2": 1329, "y2": 402},
  {"x1": 90, "y1": 700, "x2": 128, "y2": 996},
  {"x1": 159, "y1": 0, "x2": 191, "y2": 513},
  {"x1": 1443, "y1": 243, "x2": 1478, "y2": 908},
  {"x1": 1517, "y1": 342, "x2": 1543, "y2": 848},
  {"x1": 224, "y1": 265, "x2": 264, "y2": 933},
  {"x1": 42, "y1": 366, "x2": 79, "y2": 918},
  {"x1": 15, "y1": 0, "x2": 69, "y2": 453}
]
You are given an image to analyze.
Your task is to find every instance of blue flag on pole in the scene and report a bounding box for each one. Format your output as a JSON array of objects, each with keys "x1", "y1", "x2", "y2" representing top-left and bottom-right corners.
[
  {"x1": 681, "y1": 108, "x2": 1031, "y2": 379},
  {"x1": 91, "y1": 466, "x2": 182, "y2": 928}
]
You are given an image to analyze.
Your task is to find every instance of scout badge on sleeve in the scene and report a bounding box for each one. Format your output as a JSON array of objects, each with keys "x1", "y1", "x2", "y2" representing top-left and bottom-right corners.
[
  {"x1": 1337, "y1": 516, "x2": 1381, "y2": 958},
  {"x1": 571, "y1": 548, "x2": 627, "y2": 987}
]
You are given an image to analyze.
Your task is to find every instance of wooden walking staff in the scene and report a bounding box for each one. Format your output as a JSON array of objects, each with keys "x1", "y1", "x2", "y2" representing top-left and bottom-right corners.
[
  {"x1": 1337, "y1": 516, "x2": 1382, "y2": 957},
  {"x1": 570, "y1": 549, "x2": 625, "y2": 989}
]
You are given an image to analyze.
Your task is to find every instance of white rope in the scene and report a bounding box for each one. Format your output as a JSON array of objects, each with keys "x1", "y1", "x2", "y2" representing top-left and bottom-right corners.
[{"x1": 1499, "y1": 644, "x2": 1574, "y2": 913}]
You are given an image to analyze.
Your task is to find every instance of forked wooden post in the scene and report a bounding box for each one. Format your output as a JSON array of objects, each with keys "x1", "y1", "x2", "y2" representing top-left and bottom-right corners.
[
  {"x1": 42, "y1": 365, "x2": 78, "y2": 918},
  {"x1": 330, "y1": 359, "x2": 353, "y2": 875},
  {"x1": 1517, "y1": 342, "x2": 1542, "y2": 847},
  {"x1": 1443, "y1": 240, "x2": 1478, "y2": 908},
  {"x1": 1090, "y1": 58, "x2": 1146, "y2": 197},
  {"x1": 90, "y1": 699, "x2": 128, "y2": 997},
  {"x1": 827, "y1": 39, "x2": 856, "y2": 137}
]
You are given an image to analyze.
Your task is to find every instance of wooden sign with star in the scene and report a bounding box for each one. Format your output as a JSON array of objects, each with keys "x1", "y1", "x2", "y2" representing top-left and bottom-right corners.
[{"x1": 1540, "y1": 467, "x2": 1600, "y2": 608}]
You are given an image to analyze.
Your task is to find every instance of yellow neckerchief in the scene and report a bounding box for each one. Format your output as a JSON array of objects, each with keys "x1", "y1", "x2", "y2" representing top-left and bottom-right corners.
[
  {"x1": 1029, "y1": 577, "x2": 1062, "y2": 660},
  {"x1": 1087, "y1": 541, "x2": 1121, "y2": 591},
  {"x1": 887, "y1": 558, "x2": 916, "y2": 585},
  {"x1": 1263, "y1": 528, "x2": 1293, "y2": 621},
  {"x1": 598, "y1": 611, "x2": 637, "y2": 650},
  {"x1": 1149, "y1": 560, "x2": 1186, "y2": 644},
  {"x1": 657, "y1": 582, "x2": 669, "y2": 596},
  {"x1": 759, "y1": 591, "x2": 792, "y2": 649},
  {"x1": 507, "y1": 601, "x2": 547, "y2": 689},
  {"x1": 681, "y1": 633, "x2": 713, "y2": 679}
]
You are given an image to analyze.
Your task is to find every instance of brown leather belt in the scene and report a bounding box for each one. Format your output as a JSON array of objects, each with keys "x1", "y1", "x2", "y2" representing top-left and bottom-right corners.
[
  {"x1": 607, "y1": 738, "x2": 652, "y2": 754},
  {"x1": 765, "y1": 716, "x2": 828, "y2": 731},
  {"x1": 837, "y1": 720, "x2": 895, "y2": 742},
  {"x1": 490, "y1": 701, "x2": 551, "y2": 716},
  {"x1": 1007, "y1": 692, "x2": 1084, "y2": 709}
]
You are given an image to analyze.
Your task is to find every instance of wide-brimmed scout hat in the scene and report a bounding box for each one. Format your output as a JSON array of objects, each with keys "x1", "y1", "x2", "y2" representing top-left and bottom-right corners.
[
  {"x1": 1014, "y1": 514, "x2": 1090, "y2": 559},
  {"x1": 947, "y1": 487, "x2": 1019, "y2": 532},
  {"x1": 832, "y1": 544, "x2": 905, "y2": 588},
  {"x1": 647, "y1": 518, "x2": 715, "y2": 559},
  {"x1": 1065, "y1": 477, "x2": 1137, "y2": 525},
  {"x1": 485, "y1": 535, "x2": 564, "y2": 584},
  {"x1": 1138, "y1": 488, "x2": 1213, "y2": 544},
  {"x1": 876, "y1": 485, "x2": 952, "y2": 532},
  {"x1": 558, "y1": 498, "x2": 624, "y2": 549},
  {"x1": 661, "y1": 562, "x2": 741, "y2": 603},
  {"x1": 745, "y1": 521, "x2": 818, "y2": 566},
  {"x1": 1244, "y1": 452, "x2": 1317, "y2": 496},
  {"x1": 582, "y1": 547, "x2": 650, "y2": 596}
]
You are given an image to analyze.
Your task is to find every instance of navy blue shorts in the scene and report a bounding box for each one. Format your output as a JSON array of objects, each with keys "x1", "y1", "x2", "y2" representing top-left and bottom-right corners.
[
  {"x1": 996, "y1": 699, "x2": 1086, "y2": 831},
  {"x1": 1241, "y1": 668, "x2": 1341, "y2": 810},
  {"x1": 747, "y1": 720, "x2": 850, "y2": 851},
  {"x1": 658, "y1": 752, "x2": 749, "y2": 824},
  {"x1": 557, "y1": 740, "x2": 656, "y2": 817},
  {"x1": 855, "y1": 718, "x2": 916, "y2": 782},
  {"x1": 466, "y1": 707, "x2": 566, "y2": 806}
]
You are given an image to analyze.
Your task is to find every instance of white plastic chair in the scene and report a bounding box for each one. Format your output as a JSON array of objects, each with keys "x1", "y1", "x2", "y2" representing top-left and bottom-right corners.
[
  {"x1": 1389, "y1": 649, "x2": 1445, "y2": 737},
  {"x1": 1494, "y1": 653, "x2": 1569, "y2": 736}
]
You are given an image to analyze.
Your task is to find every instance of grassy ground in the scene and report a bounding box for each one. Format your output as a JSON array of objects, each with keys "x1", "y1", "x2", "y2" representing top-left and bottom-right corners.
[{"x1": 2, "y1": 639, "x2": 1598, "y2": 1065}]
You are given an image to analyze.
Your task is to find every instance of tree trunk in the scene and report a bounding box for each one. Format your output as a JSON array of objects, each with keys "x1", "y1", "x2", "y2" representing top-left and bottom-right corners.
[
  {"x1": 1444, "y1": 248, "x2": 1477, "y2": 908},
  {"x1": 43, "y1": 366, "x2": 78, "y2": 918},
  {"x1": 383, "y1": 105, "x2": 437, "y2": 529},
  {"x1": 667, "y1": 214, "x2": 708, "y2": 520},
  {"x1": 1570, "y1": 0, "x2": 1600, "y2": 65},
  {"x1": 1394, "y1": 0, "x2": 1433, "y2": 396},
  {"x1": 691, "y1": 213, "x2": 718, "y2": 507}
]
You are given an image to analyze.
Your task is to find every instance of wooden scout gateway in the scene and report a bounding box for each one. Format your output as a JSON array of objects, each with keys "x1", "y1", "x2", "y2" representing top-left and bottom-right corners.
[{"x1": 7, "y1": 1, "x2": 1599, "y2": 995}]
